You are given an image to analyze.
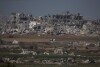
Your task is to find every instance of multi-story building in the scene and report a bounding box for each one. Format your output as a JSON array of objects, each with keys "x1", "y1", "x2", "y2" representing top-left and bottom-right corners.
[
  {"x1": 7, "y1": 13, "x2": 33, "y2": 34},
  {"x1": 2, "y1": 11, "x2": 100, "y2": 36}
]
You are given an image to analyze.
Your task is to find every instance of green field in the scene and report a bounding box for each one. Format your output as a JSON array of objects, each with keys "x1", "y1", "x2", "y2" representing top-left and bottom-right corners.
[
  {"x1": 16, "y1": 64, "x2": 100, "y2": 67},
  {"x1": 0, "y1": 63, "x2": 100, "y2": 67}
]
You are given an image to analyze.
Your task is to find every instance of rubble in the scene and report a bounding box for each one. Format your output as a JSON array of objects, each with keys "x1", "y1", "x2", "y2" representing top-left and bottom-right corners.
[{"x1": 0, "y1": 11, "x2": 100, "y2": 36}]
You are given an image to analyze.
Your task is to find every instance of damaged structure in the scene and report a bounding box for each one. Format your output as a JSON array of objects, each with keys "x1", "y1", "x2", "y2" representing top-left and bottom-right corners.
[{"x1": 0, "y1": 11, "x2": 100, "y2": 36}]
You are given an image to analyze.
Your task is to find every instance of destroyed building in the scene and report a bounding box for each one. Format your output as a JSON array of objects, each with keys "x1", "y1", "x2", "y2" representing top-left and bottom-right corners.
[
  {"x1": 0, "y1": 11, "x2": 100, "y2": 36},
  {"x1": 6, "y1": 13, "x2": 33, "y2": 34}
]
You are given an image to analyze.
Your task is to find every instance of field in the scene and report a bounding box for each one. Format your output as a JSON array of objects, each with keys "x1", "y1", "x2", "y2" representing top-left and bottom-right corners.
[
  {"x1": 0, "y1": 63, "x2": 100, "y2": 67},
  {"x1": 16, "y1": 64, "x2": 100, "y2": 67},
  {"x1": 1, "y1": 34, "x2": 100, "y2": 43},
  {"x1": 0, "y1": 34, "x2": 100, "y2": 67}
]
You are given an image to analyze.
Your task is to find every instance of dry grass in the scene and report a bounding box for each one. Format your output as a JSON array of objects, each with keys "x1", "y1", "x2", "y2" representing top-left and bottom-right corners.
[{"x1": 1, "y1": 34, "x2": 100, "y2": 43}]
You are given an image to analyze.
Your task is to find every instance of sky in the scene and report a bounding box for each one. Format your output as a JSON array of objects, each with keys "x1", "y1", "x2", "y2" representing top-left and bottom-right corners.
[{"x1": 0, "y1": 0, "x2": 100, "y2": 19}]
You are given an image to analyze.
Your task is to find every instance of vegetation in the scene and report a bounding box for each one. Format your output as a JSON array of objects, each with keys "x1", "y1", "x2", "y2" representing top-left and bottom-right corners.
[
  {"x1": 0, "y1": 62, "x2": 16, "y2": 67},
  {"x1": 4, "y1": 63, "x2": 100, "y2": 67}
]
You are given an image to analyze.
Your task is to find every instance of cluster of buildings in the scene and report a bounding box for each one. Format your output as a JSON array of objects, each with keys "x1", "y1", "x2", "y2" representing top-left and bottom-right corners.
[{"x1": 0, "y1": 11, "x2": 100, "y2": 36}]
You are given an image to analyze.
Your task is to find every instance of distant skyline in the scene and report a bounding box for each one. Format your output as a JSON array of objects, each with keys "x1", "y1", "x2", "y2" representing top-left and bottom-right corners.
[{"x1": 0, "y1": 0, "x2": 100, "y2": 19}]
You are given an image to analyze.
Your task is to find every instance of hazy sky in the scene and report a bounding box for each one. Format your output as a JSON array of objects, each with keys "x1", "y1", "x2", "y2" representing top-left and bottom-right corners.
[{"x1": 0, "y1": 0, "x2": 100, "y2": 19}]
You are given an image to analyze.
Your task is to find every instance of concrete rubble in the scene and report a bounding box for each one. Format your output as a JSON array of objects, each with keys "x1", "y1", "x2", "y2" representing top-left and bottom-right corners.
[{"x1": 0, "y1": 11, "x2": 100, "y2": 36}]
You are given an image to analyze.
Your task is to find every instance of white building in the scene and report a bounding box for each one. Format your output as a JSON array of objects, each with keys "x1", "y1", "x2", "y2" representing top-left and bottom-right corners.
[{"x1": 29, "y1": 21, "x2": 41, "y2": 30}]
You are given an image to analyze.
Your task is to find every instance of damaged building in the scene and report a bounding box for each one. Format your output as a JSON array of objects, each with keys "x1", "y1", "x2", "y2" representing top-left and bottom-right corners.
[{"x1": 1, "y1": 11, "x2": 100, "y2": 36}]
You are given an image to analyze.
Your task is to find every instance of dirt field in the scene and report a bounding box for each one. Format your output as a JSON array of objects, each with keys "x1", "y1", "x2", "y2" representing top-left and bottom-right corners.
[{"x1": 1, "y1": 34, "x2": 100, "y2": 43}]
